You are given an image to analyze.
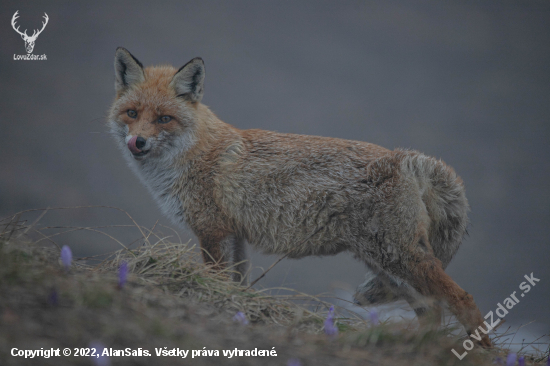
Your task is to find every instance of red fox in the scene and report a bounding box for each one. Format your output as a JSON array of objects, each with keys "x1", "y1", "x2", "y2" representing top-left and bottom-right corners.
[{"x1": 108, "y1": 47, "x2": 491, "y2": 347}]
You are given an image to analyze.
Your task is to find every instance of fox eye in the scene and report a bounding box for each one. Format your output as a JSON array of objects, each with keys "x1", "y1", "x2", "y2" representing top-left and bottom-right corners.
[
  {"x1": 127, "y1": 110, "x2": 137, "y2": 118},
  {"x1": 159, "y1": 116, "x2": 172, "y2": 124}
]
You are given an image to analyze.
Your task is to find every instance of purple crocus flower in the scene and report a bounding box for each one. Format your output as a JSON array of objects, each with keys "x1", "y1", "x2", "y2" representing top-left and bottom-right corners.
[
  {"x1": 118, "y1": 261, "x2": 128, "y2": 288},
  {"x1": 506, "y1": 353, "x2": 517, "y2": 366},
  {"x1": 494, "y1": 357, "x2": 503, "y2": 365},
  {"x1": 287, "y1": 358, "x2": 301, "y2": 366},
  {"x1": 89, "y1": 341, "x2": 109, "y2": 366},
  {"x1": 546, "y1": 355, "x2": 549, "y2": 366},
  {"x1": 324, "y1": 306, "x2": 338, "y2": 338},
  {"x1": 233, "y1": 311, "x2": 249, "y2": 325},
  {"x1": 518, "y1": 356, "x2": 525, "y2": 366},
  {"x1": 369, "y1": 309, "x2": 379, "y2": 326},
  {"x1": 61, "y1": 245, "x2": 72, "y2": 270}
]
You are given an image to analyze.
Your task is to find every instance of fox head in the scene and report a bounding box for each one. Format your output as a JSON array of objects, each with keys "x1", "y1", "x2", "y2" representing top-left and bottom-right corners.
[{"x1": 108, "y1": 48, "x2": 205, "y2": 163}]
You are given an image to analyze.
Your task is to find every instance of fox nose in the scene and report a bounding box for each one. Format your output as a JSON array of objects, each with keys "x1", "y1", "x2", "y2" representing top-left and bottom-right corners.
[
  {"x1": 128, "y1": 136, "x2": 147, "y2": 154},
  {"x1": 136, "y1": 137, "x2": 146, "y2": 150}
]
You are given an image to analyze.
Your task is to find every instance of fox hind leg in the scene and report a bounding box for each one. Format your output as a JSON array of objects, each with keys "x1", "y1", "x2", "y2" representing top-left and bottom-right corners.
[
  {"x1": 354, "y1": 271, "x2": 397, "y2": 305},
  {"x1": 354, "y1": 270, "x2": 441, "y2": 327},
  {"x1": 397, "y1": 250, "x2": 491, "y2": 347},
  {"x1": 381, "y1": 272, "x2": 443, "y2": 328}
]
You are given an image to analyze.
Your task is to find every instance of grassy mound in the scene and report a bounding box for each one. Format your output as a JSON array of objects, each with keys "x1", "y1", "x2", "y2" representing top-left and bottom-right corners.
[{"x1": 0, "y1": 210, "x2": 547, "y2": 365}]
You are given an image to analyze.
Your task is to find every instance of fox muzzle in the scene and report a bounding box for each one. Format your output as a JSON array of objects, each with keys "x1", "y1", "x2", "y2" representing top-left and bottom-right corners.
[{"x1": 127, "y1": 136, "x2": 149, "y2": 157}]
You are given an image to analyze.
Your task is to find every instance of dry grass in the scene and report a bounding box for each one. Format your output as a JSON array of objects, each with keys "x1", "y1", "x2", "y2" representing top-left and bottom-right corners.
[
  {"x1": 0, "y1": 207, "x2": 548, "y2": 365},
  {"x1": 96, "y1": 238, "x2": 338, "y2": 333}
]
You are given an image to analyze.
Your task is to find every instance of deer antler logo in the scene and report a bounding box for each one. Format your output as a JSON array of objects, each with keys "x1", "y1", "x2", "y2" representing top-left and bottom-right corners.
[{"x1": 11, "y1": 11, "x2": 49, "y2": 54}]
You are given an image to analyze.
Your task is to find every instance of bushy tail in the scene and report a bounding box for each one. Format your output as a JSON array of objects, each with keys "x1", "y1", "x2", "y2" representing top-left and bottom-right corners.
[
  {"x1": 354, "y1": 149, "x2": 469, "y2": 306},
  {"x1": 398, "y1": 149, "x2": 469, "y2": 268}
]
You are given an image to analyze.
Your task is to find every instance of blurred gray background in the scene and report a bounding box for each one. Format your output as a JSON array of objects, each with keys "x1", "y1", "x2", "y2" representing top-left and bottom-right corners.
[{"x1": 1, "y1": 0, "x2": 548, "y2": 346}]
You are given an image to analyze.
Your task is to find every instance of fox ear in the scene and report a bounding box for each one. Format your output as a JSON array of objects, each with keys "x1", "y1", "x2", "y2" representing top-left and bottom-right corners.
[
  {"x1": 170, "y1": 58, "x2": 205, "y2": 103},
  {"x1": 114, "y1": 47, "x2": 145, "y2": 94}
]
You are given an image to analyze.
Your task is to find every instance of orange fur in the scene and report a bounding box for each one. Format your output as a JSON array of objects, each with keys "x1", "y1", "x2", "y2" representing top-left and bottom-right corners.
[{"x1": 108, "y1": 48, "x2": 491, "y2": 347}]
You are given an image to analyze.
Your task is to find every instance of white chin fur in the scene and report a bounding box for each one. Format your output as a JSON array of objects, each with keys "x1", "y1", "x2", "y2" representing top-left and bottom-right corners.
[{"x1": 132, "y1": 154, "x2": 147, "y2": 161}]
